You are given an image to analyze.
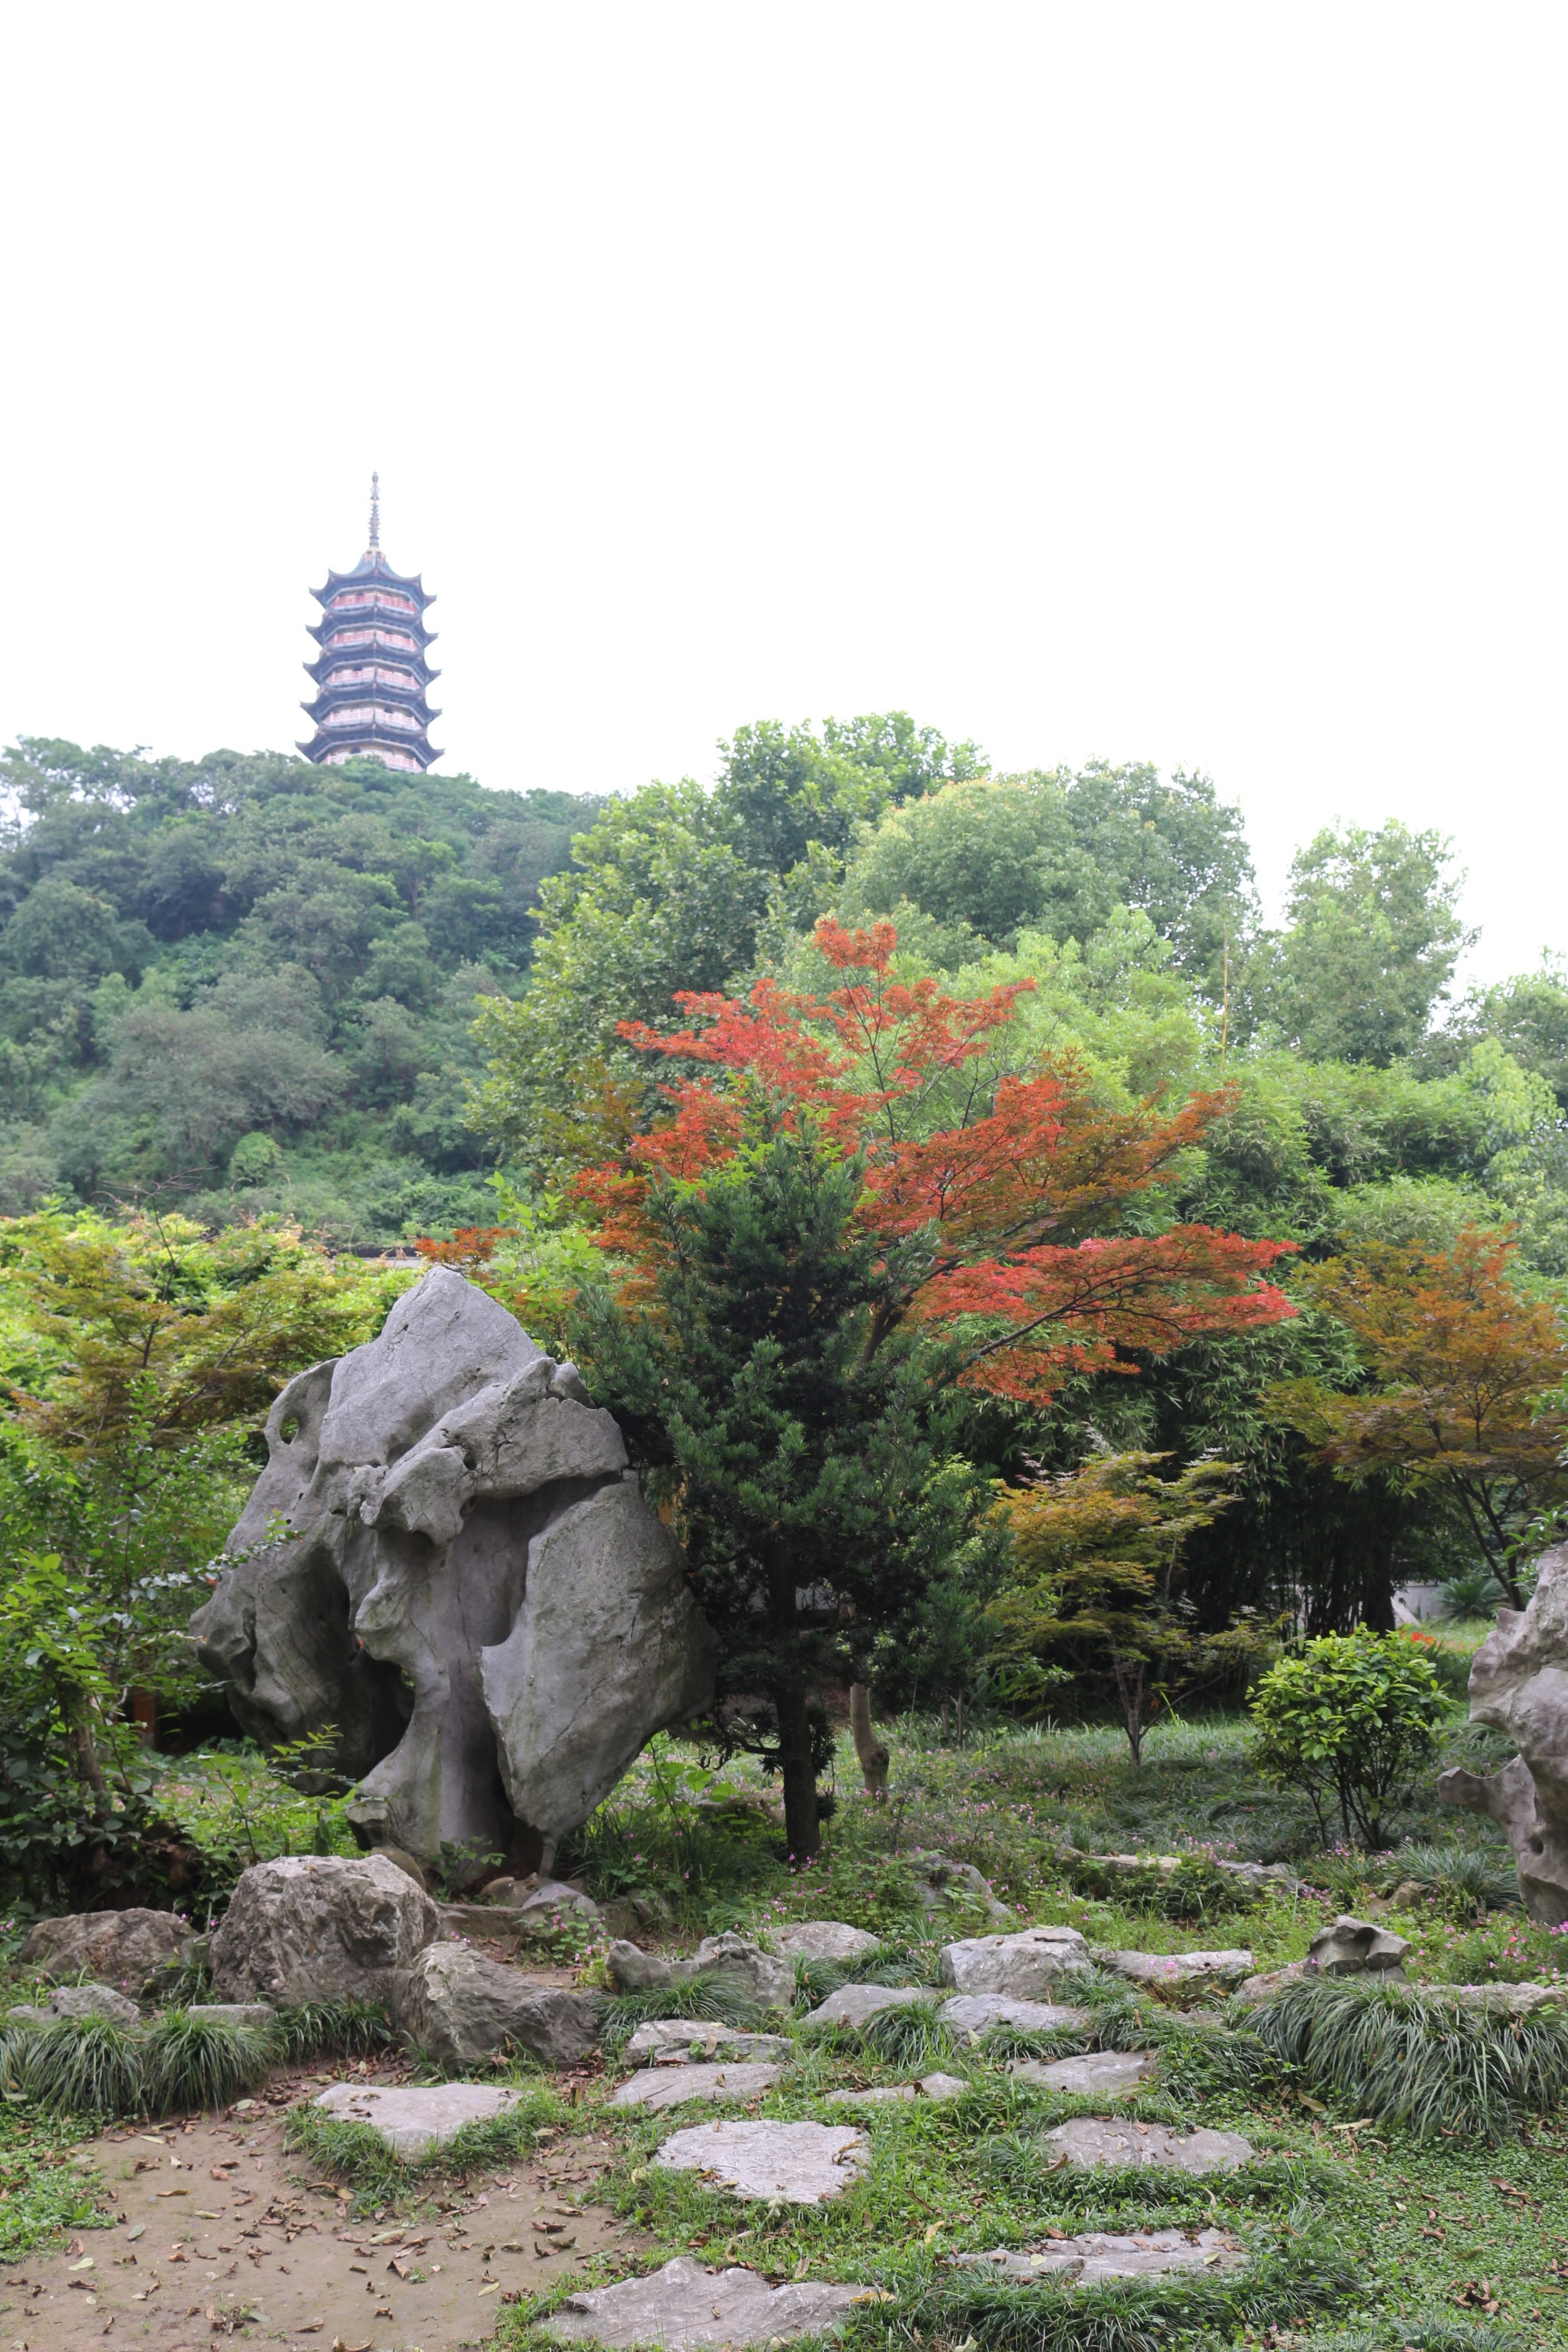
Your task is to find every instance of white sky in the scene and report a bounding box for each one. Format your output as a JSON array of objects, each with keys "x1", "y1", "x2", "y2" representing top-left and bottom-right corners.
[{"x1": 2, "y1": 5, "x2": 1562, "y2": 985}]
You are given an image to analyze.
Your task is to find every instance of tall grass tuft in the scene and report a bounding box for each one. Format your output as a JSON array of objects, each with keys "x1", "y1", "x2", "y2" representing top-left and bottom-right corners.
[
  {"x1": 11, "y1": 2015, "x2": 147, "y2": 2118},
  {"x1": 144, "y1": 2010, "x2": 274, "y2": 2115},
  {"x1": 1383, "y1": 1845, "x2": 1518, "y2": 1919},
  {"x1": 275, "y1": 1998, "x2": 393, "y2": 2061},
  {"x1": 1248, "y1": 1977, "x2": 1568, "y2": 2142},
  {"x1": 600, "y1": 1969, "x2": 763, "y2": 2053},
  {"x1": 856, "y1": 1997, "x2": 954, "y2": 2070}
]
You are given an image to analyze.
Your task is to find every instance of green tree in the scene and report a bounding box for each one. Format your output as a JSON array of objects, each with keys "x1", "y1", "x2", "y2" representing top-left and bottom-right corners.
[{"x1": 1249, "y1": 1627, "x2": 1446, "y2": 1848}]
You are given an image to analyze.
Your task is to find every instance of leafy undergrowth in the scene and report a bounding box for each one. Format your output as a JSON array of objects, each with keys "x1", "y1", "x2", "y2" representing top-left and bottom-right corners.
[{"x1": 0, "y1": 2103, "x2": 109, "y2": 2263}]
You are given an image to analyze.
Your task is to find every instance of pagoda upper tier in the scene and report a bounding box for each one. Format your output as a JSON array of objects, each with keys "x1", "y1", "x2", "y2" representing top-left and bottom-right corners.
[{"x1": 299, "y1": 485, "x2": 442, "y2": 771}]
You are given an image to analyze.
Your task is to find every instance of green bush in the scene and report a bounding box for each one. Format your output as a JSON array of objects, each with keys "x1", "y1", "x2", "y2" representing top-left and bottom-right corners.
[{"x1": 1249, "y1": 1628, "x2": 1447, "y2": 1847}]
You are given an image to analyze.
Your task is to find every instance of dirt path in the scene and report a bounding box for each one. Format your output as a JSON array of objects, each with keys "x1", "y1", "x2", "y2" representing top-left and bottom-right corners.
[{"x1": 1, "y1": 2073, "x2": 642, "y2": 2352}]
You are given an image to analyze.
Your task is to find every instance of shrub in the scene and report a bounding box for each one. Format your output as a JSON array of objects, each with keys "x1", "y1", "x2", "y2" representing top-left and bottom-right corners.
[
  {"x1": 1248, "y1": 1628, "x2": 1446, "y2": 1847},
  {"x1": 143, "y1": 2009, "x2": 274, "y2": 2114}
]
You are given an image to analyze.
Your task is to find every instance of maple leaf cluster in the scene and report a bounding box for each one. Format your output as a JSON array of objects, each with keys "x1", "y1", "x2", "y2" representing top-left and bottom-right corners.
[{"x1": 577, "y1": 917, "x2": 1297, "y2": 1404}]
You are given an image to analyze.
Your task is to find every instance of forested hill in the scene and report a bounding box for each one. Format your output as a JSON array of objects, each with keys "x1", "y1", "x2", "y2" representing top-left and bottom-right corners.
[{"x1": 0, "y1": 740, "x2": 604, "y2": 1243}]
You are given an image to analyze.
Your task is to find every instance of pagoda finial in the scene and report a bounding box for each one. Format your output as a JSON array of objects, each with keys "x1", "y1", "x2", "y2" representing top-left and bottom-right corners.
[{"x1": 368, "y1": 470, "x2": 381, "y2": 554}]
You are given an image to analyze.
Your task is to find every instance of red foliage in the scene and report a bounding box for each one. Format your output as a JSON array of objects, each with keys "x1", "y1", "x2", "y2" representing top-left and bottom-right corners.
[
  {"x1": 413, "y1": 1227, "x2": 509, "y2": 1276},
  {"x1": 579, "y1": 919, "x2": 1295, "y2": 1404}
]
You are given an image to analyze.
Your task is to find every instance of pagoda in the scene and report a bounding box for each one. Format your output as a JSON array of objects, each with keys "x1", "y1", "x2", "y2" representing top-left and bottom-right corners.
[{"x1": 299, "y1": 475, "x2": 442, "y2": 771}]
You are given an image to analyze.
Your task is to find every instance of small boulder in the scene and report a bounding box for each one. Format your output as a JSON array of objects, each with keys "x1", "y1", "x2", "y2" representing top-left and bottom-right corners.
[
  {"x1": 610, "y1": 2060, "x2": 782, "y2": 2111},
  {"x1": 1011, "y1": 2050, "x2": 1157, "y2": 2096},
  {"x1": 314, "y1": 2080, "x2": 526, "y2": 2158},
  {"x1": 19, "y1": 1908, "x2": 193, "y2": 1998},
  {"x1": 606, "y1": 1939, "x2": 675, "y2": 1992},
  {"x1": 802, "y1": 1984, "x2": 934, "y2": 2032},
  {"x1": 1044, "y1": 2117, "x2": 1253, "y2": 2174},
  {"x1": 1233, "y1": 1964, "x2": 1308, "y2": 2007},
  {"x1": 508, "y1": 1879, "x2": 604, "y2": 1927},
  {"x1": 370, "y1": 1844, "x2": 430, "y2": 1891},
  {"x1": 211, "y1": 1855, "x2": 439, "y2": 2006},
  {"x1": 1308, "y1": 1915, "x2": 1410, "y2": 1976},
  {"x1": 654, "y1": 2118, "x2": 868, "y2": 2203},
  {"x1": 768, "y1": 1922, "x2": 881, "y2": 1964},
  {"x1": 625, "y1": 2020, "x2": 791, "y2": 2066},
  {"x1": 394, "y1": 1942, "x2": 603, "y2": 2067},
  {"x1": 45, "y1": 1983, "x2": 142, "y2": 2027},
  {"x1": 1097, "y1": 1948, "x2": 1254, "y2": 1993},
  {"x1": 939, "y1": 1994, "x2": 1089, "y2": 2037},
  {"x1": 910, "y1": 1852, "x2": 1011, "y2": 1926},
  {"x1": 684, "y1": 1933, "x2": 794, "y2": 2012},
  {"x1": 540, "y1": 2256, "x2": 876, "y2": 2350},
  {"x1": 939, "y1": 1926, "x2": 1091, "y2": 1999}
]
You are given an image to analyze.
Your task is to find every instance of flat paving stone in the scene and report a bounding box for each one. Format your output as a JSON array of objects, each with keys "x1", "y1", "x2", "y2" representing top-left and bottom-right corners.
[
  {"x1": 541, "y1": 2255, "x2": 876, "y2": 2347},
  {"x1": 312, "y1": 2079, "x2": 526, "y2": 2157},
  {"x1": 939, "y1": 1994, "x2": 1089, "y2": 2037},
  {"x1": 1010, "y1": 2050, "x2": 1158, "y2": 2096},
  {"x1": 825, "y1": 2071, "x2": 968, "y2": 2106},
  {"x1": 1044, "y1": 2116, "x2": 1254, "y2": 2174},
  {"x1": 611, "y1": 2061, "x2": 782, "y2": 2111},
  {"x1": 956, "y1": 2227, "x2": 1243, "y2": 2284},
  {"x1": 802, "y1": 1983, "x2": 934, "y2": 2030},
  {"x1": 1099, "y1": 1948, "x2": 1254, "y2": 1992},
  {"x1": 654, "y1": 2118, "x2": 869, "y2": 2203},
  {"x1": 626, "y1": 2019, "x2": 792, "y2": 2066}
]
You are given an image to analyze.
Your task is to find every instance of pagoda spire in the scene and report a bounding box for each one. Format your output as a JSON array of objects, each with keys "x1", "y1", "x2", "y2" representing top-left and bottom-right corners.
[{"x1": 298, "y1": 482, "x2": 442, "y2": 773}]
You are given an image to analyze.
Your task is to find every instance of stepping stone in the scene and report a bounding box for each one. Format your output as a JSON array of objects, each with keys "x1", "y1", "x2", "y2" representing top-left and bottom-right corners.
[
  {"x1": 939, "y1": 1994, "x2": 1089, "y2": 2038},
  {"x1": 312, "y1": 2081, "x2": 526, "y2": 2158},
  {"x1": 939, "y1": 1926, "x2": 1090, "y2": 1998},
  {"x1": 769, "y1": 1921, "x2": 882, "y2": 1963},
  {"x1": 654, "y1": 2118, "x2": 869, "y2": 2203},
  {"x1": 611, "y1": 2061, "x2": 782, "y2": 2111},
  {"x1": 626, "y1": 2020, "x2": 792, "y2": 2066},
  {"x1": 802, "y1": 1984, "x2": 933, "y2": 2031},
  {"x1": 825, "y1": 2072, "x2": 968, "y2": 2107},
  {"x1": 1044, "y1": 2117, "x2": 1253, "y2": 2174},
  {"x1": 1098, "y1": 1948, "x2": 1254, "y2": 1992},
  {"x1": 540, "y1": 2255, "x2": 877, "y2": 2347},
  {"x1": 1011, "y1": 2049, "x2": 1158, "y2": 2096},
  {"x1": 955, "y1": 2226, "x2": 1243, "y2": 2283}
]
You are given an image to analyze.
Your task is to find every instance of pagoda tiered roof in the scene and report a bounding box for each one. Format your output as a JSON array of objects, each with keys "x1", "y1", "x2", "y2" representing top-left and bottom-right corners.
[{"x1": 299, "y1": 478, "x2": 443, "y2": 771}]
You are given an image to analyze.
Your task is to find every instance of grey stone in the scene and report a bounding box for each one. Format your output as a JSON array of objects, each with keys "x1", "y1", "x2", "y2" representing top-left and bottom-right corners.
[
  {"x1": 18, "y1": 1908, "x2": 194, "y2": 1998},
  {"x1": 1308, "y1": 1914, "x2": 1410, "y2": 1976},
  {"x1": 955, "y1": 2229, "x2": 1242, "y2": 2285},
  {"x1": 802, "y1": 1984, "x2": 935, "y2": 2032},
  {"x1": 1233, "y1": 1965, "x2": 1307, "y2": 2006},
  {"x1": 210, "y1": 1854, "x2": 439, "y2": 2005},
  {"x1": 939, "y1": 1994, "x2": 1089, "y2": 2037},
  {"x1": 44, "y1": 1982, "x2": 142, "y2": 2025},
  {"x1": 611, "y1": 2061, "x2": 782, "y2": 2111},
  {"x1": 653, "y1": 2118, "x2": 869, "y2": 2203},
  {"x1": 825, "y1": 2073, "x2": 967, "y2": 2107},
  {"x1": 393, "y1": 1942, "x2": 603, "y2": 2067},
  {"x1": 607, "y1": 1939, "x2": 675, "y2": 1992},
  {"x1": 768, "y1": 1921, "x2": 882, "y2": 1964},
  {"x1": 939, "y1": 1926, "x2": 1090, "y2": 2000},
  {"x1": 188, "y1": 2003, "x2": 277, "y2": 2032},
  {"x1": 909, "y1": 1852, "x2": 1011, "y2": 1926},
  {"x1": 371, "y1": 1844, "x2": 429, "y2": 1890},
  {"x1": 1432, "y1": 1981, "x2": 1568, "y2": 2015},
  {"x1": 1043, "y1": 2117, "x2": 1254, "y2": 2174},
  {"x1": 683, "y1": 1934, "x2": 794, "y2": 2013},
  {"x1": 1097, "y1": 1947, "x2": 1254, "y2": 1993},
  {"x1": 626, "y1": 2020, "x2": 791, "y2": 2066},
  {"x1": 313, "y1": 2079, "x2": 526, "y2": 2158},
  {"x1": 600, "y1": 1891, "x2": 675, "y2": 1941},
  {"x1": 191, "y1": 1267, "x2": 717, "y2": 1867},
  {"x1": 1439, "y1": 1541, "x2": 1568, "y2": 1922},
  {"x1": 1011, "y1": 2050, "x2": 1158, "y2": 2096},
  {"x1": 465, "y1": 1879, "x2": 603, "y2": 1932},
  {"x1": 540, "y1": 2256, "x2": 875, "y2": 2350}
]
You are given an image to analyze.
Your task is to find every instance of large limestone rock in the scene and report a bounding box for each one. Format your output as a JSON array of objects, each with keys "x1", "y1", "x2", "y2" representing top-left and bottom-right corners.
[
  {"x1": 393, "y1": 1942, "x2": 603, "y2": 2067},
  {"x1": 18, "y1": 1908, "x2": 193, "y2": 1997},
  {"x1": 190, "y1": 1268, "x2": 716, "y2": 1867},
  {"x1": 653, "y1": 2118, "x2": 868, "y2": 2203},
  {"x1": 768, "y1": 1921, "x2": 881, "y2": 1963},
  {"x1": 540, "y1": 2257, "x2": 876, "y2": 2350},
  {"x1": 210, "y1": 1854, "x2": 439, "y2": 2005},
  {"x1": 939, "y1": 1926, "x2": 1090, "y2": 1998},
  {"x1": 1440, "y1": 1544, "x2": 1568, "y2": 1922},
  {"x1": 1308, "y1": 1915, "x2": 1410, "y2": 1976}
]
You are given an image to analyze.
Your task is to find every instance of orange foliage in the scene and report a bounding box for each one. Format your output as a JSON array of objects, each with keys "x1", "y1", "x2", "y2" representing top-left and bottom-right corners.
[{"x1": 413, "y1": 1227, "x2": 510, "y2": 1276}]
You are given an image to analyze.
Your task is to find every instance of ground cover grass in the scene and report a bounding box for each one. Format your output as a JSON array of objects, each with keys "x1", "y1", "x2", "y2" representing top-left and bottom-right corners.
[{"x1": 0, "y1": 2103, "x2": 112, "y2": 2264}]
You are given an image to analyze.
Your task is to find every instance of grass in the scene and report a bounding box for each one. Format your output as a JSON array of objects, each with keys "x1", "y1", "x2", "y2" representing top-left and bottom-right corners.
[
  {"x1": 285, "y1": 2079, "x2": 569, "y2": 2203},
  {"x1": 0, "y1": 2102, "x2": 110, "y2": 2264},
  {"x1": 0, "y1": 1998, "x2": 387, "y2": 2122}
]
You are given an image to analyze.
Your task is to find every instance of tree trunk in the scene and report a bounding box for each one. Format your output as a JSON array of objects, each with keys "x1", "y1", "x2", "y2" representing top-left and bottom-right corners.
[
  {"x1": 131, "y1": 1688, "x2": 158, "y2": 1747},
  {"x1": 775, "y1": 1684, "x2": 822, "y2": 1863},
  {"x1": 848, "y1": 1683, "x2": 889, "y2": 1798}
]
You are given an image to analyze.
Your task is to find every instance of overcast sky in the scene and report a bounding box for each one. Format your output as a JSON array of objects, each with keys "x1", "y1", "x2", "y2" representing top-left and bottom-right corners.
[{"x1": 2, "y1": 5, "x2": 1562, "y2": 984}]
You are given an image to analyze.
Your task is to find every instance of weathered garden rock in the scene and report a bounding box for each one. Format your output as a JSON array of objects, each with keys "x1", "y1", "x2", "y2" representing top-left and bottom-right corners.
[
  {"x1": 393, "y1": 1942, "x2": 603, "y2": 2066},
  {"x1": 1097, "y1": 1947, "x2": 1253, "y2": 1993},
  {"x1": 939, "y1": 1926, "x2": 1090, "y2": 1998},
  {"x1": 611, "y1": 2060, "x2": 782, "y2": 2110},
  {"x1": 606, "y1": 1939, "x2": 675, "y2": 1993},
  {"x1": 956, "y1": 2228, "x2": 1243, "y2": 2283},
  {"x1": 910, "y1": 1853, "x2": 1011, "y2": 1926},
  {"x1": 1308, "y1": 1915, "x2": 1410, "y2": 1975},
  {"x1": 44, "y1": 1983, "x2": 142, "y2": 2026},
  {"x1": 210, "y1": 1854, "x2": 438, "y2": 2005},
  {"x1": 314, "y1": 2079, "x2": 526, "y2": 2157},
  {"x1": 683, "y1": 1933, "x2": 794, "y2": 2012},
  {"x1": 768, "y1": 1921, "x2": 882, "y2": 1963},
  {"x1": 190, "y1": 1268, "x2": 716, "y2": 1867},
  {"x1": 1440, "y1": 1981, "x2": 1568, "y2": 2014},
  {"x1": 802, "y1": 1984, "x2": 934, "y2": 2032},
  {"x1": 1233, "y1": 1965, "x2": 1307, "y2": 2005},
  {"x1": 1011, "y1": 2049, "x2": 1158, "y2": 2096},
  {"x1": 939, "y1": 1994, "x2": 1089, "y2": 2037},
  {"x1": 541, "y1": 2256, "x2": 875, "y2": 2349},
  {"x1": 1439, "y1": 1541, "x2": 1568, "y2": 1922},
  {"x1": 439, "y1": 1880, "x2": 602, "y2": 1945},
  {"x1": 654, "y1": 2118, "x2": 869, "y2": 2203},
  {"x1": 18, "y1": 1908, "x2": 193, "y2": 1997},
  {"x1": 371, "y1": 1844, "x2": 429, "y2": 1890},
  {"x1": 626, "y1": 2020, "x2": 792, "y2": 2066},
  {"x1": 826, "y1": 2073, "x2": 968, "y2": 2106},
  {"x1": 1044, "y1": 2117, "x2": 1254, "y2": 2173}
]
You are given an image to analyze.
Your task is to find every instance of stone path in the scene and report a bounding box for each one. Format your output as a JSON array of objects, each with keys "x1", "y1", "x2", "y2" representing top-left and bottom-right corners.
[
  {"x1": 312, "y1": 2080, "x2": 528, "y2": 2156},
  {"x1": 653, "y1": 2120, "x2": 869, "y2": 2203},
  {"x1": 1009, "y1": 2050, "x2": 1158, "y2": 2095},
  {"x1": 824, "y1": 2072, "x2": 967, "y2": 2106},
  {"x1": 1044, "y1": 2117, "x2": 1255, "y2": 2173},
  {"x1": 938, "y1": 1994, "x2": 1088, "y2": 2037},
  {"x1": 611, "y1": 2061, "x2": 783, "y2": 2112},
  {"x1": 540, "y1": 2255, "x2": 877, "y2": 2348},
  {"x1": 956, "y1": 2226, "x2": 1243, "y2": 2283}
]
